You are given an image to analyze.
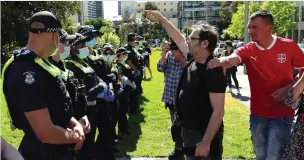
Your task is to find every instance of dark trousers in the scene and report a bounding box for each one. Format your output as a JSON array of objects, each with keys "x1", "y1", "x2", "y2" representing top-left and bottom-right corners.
[
  {"x1": 129, "y1": 77, "x2": 141, "y2": 114},
  {"x1": 109, "y1": 99, "x2": 118, "y2": 138},
  {"x1": 78, "y1": 106, "x2": 98, "y2": 160},
  {"x1": 19, "y1": 134, "x2": 73, "y2": 160},
  {"x1": 227, "y1": 71, "x2": 239, "y2": 89},
  {"x1": 95, "y1": 100, "x2": 114, "y2": 160},
  {"x1": 118, "y1": 86, "x2": 131, "y2": 132}
]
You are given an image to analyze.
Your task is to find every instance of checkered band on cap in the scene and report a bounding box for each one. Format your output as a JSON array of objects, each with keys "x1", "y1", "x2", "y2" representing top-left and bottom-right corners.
[{"x1": 46, "y1": 28, "x2": 61, "y2": 32}]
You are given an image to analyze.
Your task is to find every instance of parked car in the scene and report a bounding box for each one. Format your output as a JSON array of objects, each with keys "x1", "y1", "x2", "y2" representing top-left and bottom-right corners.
[
  {"x1": 213, "y1": 43, "x2": 225, "y2": 57},
  {"x1": 298, "y1": 43, "x2": 304, "y2": 52}
]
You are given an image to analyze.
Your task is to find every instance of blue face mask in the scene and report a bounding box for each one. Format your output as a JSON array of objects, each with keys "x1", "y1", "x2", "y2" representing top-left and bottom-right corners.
[
  {"x1": 77, "y1": 47, "x2": 90, "y2": 59},
  {"x1": 88, "y1": 38, "x2": 96, "y2": 47},
  {"x1": 60, "y1": 46, "x2": 70, "y2": 60}
]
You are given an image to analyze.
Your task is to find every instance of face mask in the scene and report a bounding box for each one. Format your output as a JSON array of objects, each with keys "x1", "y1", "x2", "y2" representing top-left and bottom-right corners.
[
  {"x1": 60, "y1": 46, "x2": 70, "y2": 60},
  {"x1": 77, "y1": 47, "x2": 90, "y2": 59},
  {"x1": 123, "y1": 55, "x2": 128, "y2": 61},
  {"x1": 50, "y1": 35, "x2": 60, "y2": 57},
  {"x1": 103, "y1": 55, "x2": 109, "y2": 61},
  {"x1": 134, "y1": 46, "x2": 139, "y2": 50},
  {"x1": 88, "y1": 38, "x2": 96, "y2": 47},
  {"x1": 107, "y1": 55, "x2": 115, "y2": 64}
]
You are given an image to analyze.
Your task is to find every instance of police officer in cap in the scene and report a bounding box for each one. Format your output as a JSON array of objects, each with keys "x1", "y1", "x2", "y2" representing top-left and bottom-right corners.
[
  {"x1": 78, "y1": 25, "x2": 116, "y2": 159},
  {"x1": 49, "y1": 29, "x2": 91, "y2": 135},
  {"x1": 116, "y1": 47, "x2": 137, "y2": 135},
  {"x1": 2, "y1": 11, "x2": 85, "y2": 160},
  {"x1": 125, "y1": 33, "x2": 143, "y2": 114},
  {"x1": 64, "y1": 33, "x2": 109, "y2": 160}
]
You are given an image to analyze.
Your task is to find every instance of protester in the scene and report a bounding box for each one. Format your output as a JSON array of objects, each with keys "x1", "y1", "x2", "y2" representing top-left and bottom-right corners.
[{"x1": 207, "y1": 10, "x2": 304, "y2": 160}]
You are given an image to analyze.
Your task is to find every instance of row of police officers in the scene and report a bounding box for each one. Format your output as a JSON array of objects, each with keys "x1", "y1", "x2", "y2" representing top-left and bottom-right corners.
[{"x1": 2, "y1": 11, "x2": 144, "y2": 160}]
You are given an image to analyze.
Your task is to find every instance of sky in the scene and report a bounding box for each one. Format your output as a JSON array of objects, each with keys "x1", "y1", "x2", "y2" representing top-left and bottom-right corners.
[{"x1": 103, "y1": 1, "x2": 118, "y2": 19}]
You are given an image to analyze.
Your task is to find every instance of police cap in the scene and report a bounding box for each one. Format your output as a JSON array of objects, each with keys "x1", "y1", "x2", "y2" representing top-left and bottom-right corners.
[{"x1": 27, "y1": 11, "x2": 62, "y2": 34}]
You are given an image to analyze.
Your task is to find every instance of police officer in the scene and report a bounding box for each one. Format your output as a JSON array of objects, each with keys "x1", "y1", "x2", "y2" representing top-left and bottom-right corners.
[
  {"x1": 116, "y1": 47, "x2": 137, "y2": 135},
  {"x1": 78, "y1": 26, "x2": 116, "y2": 159},
  {"x1": 64, "y1": 33, "x2": 109, "y2": 160},
  {"x1": 2, "y1": 11, "x2": 85, "y2": 160},
  {"x1": 49, "y1": 29, "x2": 91, "y2": 135},
  {"x1": 125, "y1": 33, "x2": 143, "y2": 114}
]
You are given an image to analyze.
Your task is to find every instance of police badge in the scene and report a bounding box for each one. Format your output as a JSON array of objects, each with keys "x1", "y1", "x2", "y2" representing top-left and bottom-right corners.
[{"x1": 24, "y1": 72, "x2": 35, "y2": 84}]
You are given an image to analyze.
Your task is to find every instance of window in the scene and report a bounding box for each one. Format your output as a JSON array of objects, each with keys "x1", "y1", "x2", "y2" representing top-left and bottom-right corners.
[
  {"x1": 164, "y1": 9, "x2": 166, "y2": 11},
  {"x1": 164, "y1": 2, "x2": 166, "y2": 5},
  {"x1": 138, "y1": 4, "x2": 140, "y2": 7},
  {"x1": 171, "y1": 2, "x2": 173, "y2": 5},
  {"x1": 171, "y1": 8, "x2": 173, "y2": 11}
]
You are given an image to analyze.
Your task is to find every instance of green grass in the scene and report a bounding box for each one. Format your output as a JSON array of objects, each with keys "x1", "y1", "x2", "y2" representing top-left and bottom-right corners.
[{"x1": 0, "y1": 49, "x2": 255, "y2": 159}]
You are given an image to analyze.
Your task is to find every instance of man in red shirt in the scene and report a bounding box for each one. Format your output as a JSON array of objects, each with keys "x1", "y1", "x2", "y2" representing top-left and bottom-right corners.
[{"x1": 208, "y1": 10, "x2": 304, "y2": 160}]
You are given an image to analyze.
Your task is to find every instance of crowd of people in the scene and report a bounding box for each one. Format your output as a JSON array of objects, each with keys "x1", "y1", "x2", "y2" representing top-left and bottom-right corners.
[
  {"x1": 2, "y1": 8, "x2": 304, "y2": 160},
  {"x1": 1, "y1": 11, "x2": 152, "y2": 160}
]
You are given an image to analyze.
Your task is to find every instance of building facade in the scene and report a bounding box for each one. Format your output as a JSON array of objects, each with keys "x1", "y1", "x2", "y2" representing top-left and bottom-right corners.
[{"x1": 177, "y1": 1, "x2": 221, "y2": 29}]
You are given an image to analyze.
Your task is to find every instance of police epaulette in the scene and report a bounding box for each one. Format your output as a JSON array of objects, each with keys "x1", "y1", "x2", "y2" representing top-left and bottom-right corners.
[{"x1": 13, "y1": 49, "x2": 37, "y2": 61}]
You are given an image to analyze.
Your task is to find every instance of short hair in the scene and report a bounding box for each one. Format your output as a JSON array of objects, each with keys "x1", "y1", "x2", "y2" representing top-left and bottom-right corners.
[
  {"x1": 191, "y1": 22, "x2": 218, "y2": 54},
  {"x1": 250, "y1": 10, "x2": 274, "y2": 25}
]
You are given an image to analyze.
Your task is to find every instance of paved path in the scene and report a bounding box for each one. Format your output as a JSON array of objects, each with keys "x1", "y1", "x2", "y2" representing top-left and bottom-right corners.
[{"x1": 230, "y1": 65, "x2": 251, "y2": 109}]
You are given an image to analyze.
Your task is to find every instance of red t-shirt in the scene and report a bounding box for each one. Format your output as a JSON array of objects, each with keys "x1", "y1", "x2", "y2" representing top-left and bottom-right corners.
[{"x1": 236, "y1": 36, "x2": 304, "y2": 118}]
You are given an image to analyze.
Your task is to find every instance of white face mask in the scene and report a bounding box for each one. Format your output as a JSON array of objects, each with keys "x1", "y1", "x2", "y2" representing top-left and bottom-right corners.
[
  {"x1": 77, "y1": 47, "x2": 90, "y2": 59},
  {"x1": 60, "y1": 46, "x2": 70, "y2": 60},
  {"x1": 103, "y1": 55, "x2": 109, "y2": 62},
  {"x1": 107, "y1": 55, "x2": 115, "y2": 64},
  {"x1": 123, "y1": 55, "x2": 128, "y2": 61}
]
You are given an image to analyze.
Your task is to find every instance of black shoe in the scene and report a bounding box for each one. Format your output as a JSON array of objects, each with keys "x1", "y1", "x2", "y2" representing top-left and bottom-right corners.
[{"x1": 168, "y1": 149, "x2": 184, "y2": 160}]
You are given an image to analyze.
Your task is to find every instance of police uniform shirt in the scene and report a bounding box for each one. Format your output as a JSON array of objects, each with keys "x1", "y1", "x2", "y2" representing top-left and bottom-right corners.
[
  {"x1": 125, "y1": 45, "x2": 139, "y2": 67},
  {"x1": 49, "y1": 58, "x2": 87, "y2": 120},
  {"x1": 3, "y1": 51, "x2": 73, "y2": 139}
]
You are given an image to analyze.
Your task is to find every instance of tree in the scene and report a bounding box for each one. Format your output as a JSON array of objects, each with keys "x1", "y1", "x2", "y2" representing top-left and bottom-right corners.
[
  {"x1": 223, "y1": 2, "x2": 261, "y2": 39},
  {"x1": 261, "y1": 1, "x2": 296, "y2": 37},
  {"x1": 84, "y1": 17, "x2": 105, "y2": 32},
  {"x1": 1, "y1": 1, "x2": 81, "y2": 61},
  {"x1": 119, "y1": 11, "x2": 138, "y2": 45},
  {"x1": 97, "y1": 33, "x2": 120, "y2": 49},
  {"x1": 99, "y1": 20, "x2": 115, "y2": 35},
  {"x1": 218, "y1": 1, "x2": 243, "y2": 38},
  {"x1": 140, "y1": 2, "x2": 162, "y2": 41},
  {"x1": 223, "y1": 1, "x2": 296, "y2": 39},
  {"x1": 62, "y1": 18, "x2": 77, "y2": 34}
]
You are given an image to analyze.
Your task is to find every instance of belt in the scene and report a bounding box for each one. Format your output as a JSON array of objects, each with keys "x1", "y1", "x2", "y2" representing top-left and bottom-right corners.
[{"x1": 87, "y1": 100, "x2": 96, "y2": 106}]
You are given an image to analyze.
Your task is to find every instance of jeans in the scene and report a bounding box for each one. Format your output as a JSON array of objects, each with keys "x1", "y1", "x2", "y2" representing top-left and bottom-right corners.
[{"x1": 250, "y1": 114, "x2": 293, "y2": 160}]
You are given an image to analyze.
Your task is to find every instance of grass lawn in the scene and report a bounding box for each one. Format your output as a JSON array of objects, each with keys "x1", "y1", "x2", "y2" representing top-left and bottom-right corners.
[{"x1": 0, "y1": 49, "x2": 255, "y2": 159}]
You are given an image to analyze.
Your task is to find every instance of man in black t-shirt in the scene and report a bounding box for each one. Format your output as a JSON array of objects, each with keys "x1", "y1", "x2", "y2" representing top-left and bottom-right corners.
[{"x1": 147, "y1": 10, "x2": 226, "y2": 160}]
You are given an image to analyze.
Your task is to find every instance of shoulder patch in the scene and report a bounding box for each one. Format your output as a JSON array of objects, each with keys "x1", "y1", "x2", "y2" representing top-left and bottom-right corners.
[{"x1": 23, "y1": 71, "x2": 35, "y2": 84}]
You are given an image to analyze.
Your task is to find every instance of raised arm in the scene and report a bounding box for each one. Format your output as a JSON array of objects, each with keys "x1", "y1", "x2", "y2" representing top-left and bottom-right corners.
[{"x1": 146, "y1": 10, "x2": 189, "y2": 55}]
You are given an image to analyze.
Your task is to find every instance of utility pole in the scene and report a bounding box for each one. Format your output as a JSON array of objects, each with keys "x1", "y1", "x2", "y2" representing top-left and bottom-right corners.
[
  {"x1": 192, "y1": 1, "x2": 195, "y2": 25},
  {"x1": 298, "y1": 2, "x2": 302, "y2": 43},
  {"x1": 243, "y1": 1, "x2": 249, "y2": 74},
  {"x1": 205, "y1": 1, "x2": 208, "y2": 22}
]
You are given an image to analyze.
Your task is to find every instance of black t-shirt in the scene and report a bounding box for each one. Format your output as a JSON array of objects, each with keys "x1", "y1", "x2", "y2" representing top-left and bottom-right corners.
[
  {"x1": 3, "y1": 52, "x2": 73, "y2": 141},
  {"x1": 177, "y1": 56, "x2": 226, "y2": 131}
]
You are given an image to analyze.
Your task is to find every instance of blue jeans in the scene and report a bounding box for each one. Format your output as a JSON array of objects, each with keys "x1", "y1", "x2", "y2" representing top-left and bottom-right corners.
[{"x1": 250, "y1": 114, "x2": 293, "y2": 160}]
